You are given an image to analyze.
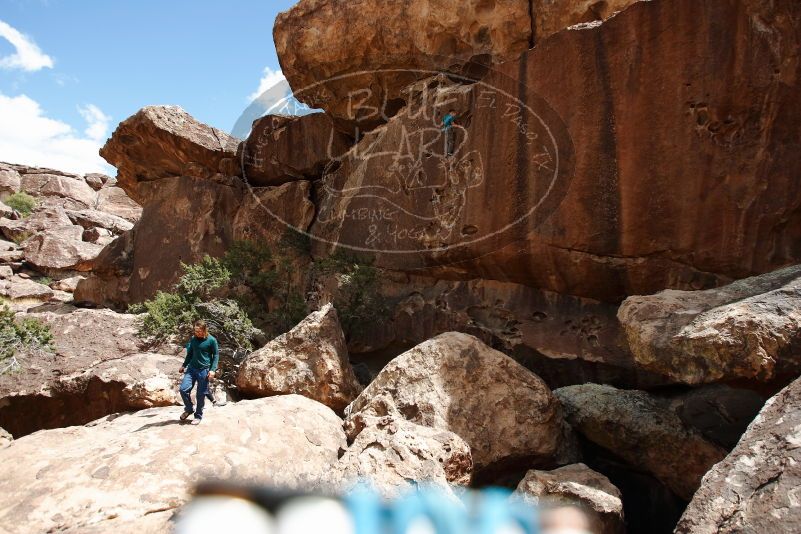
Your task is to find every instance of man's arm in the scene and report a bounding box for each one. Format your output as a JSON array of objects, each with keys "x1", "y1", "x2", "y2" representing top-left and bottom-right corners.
[
  {"x1": 181, "y1": 341, "x2": 191, "y2": 370},
  {"x1": 210, "y1": 338, "x2": 220, "y2": 373}
]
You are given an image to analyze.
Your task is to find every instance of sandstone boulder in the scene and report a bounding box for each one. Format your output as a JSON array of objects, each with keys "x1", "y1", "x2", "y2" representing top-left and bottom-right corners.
[
  {"x1": 342, "y1": 273, "x2": 665, "y2": 390},
  {"x1": 84, "y1": 172, "x2": 113, "y2": 191},
  {"x1": 344, "y1": 332, "x2": 568, "y2": 471},
  {"x1": 0, "y1": 200, "x2": 13, "y2": 219},
  {"x1": 22, "y1": 226, "x2": 104, "y2": 272},
  {"x1": 0, "y1": 427, "x2": 10, "y2": 448},
  {"x1": 99, "y1": 105, "x2": 241, "y2": 203},
  {"x1": 555, "y1": 384, "x2": 727, "y2": 500},
  {"x1": 0, "y1": 203, "x2": 72, "y2": 242},
  {"x1": 0, "y1": 395, "x2": 346, "y2": 533},
  {"x1": 0, "y1": 307, "x2": 178, "y2": 437},
  {"x1": 19, "y1": 172, "x2": 96, "y2": 208},
  {"x1": 49, "y1": 288, "x2": 73, "y2": 304},
  {"x1": 0, "y1": 203, "x2": 106, "y2": 273},
  {"x1": 240, "y1": 113, "x2": 351, "y2": 186},
  {"x1": 72, "y1": 230, "x2": 135, "y2": 308},
  {"x1": 667, "y1": 385, "x2": 765, "y2": 449},
  {"x1": 0, "y1": 275, "x2": 53, "y2": 303},
  {"x1": 0, "y1": 165, "x2": 21, "y2": 198},
  {"x1": 334, "y1": 415, "x2": 472, "y2": 497},
  {"x1": 95, "y1": 186, "x2": 142, "y2": 222},
  {"x1": 230, "y1": 179, "x2": 316, "y2": 244},
  {"x1": 0, "y1": 249, "x2": 23, "y2": 263},
  {"x1": 76, "y1": 177, "x2": 314, "y2": 307},
  {"x1": 236, "y1": 304, "x2": 362, "y2": 411},
  {"x1": 274, "y1": 0, "x2": 637, "y2": 130},
  {"x1": 619, "y1": 265, "x2": 801, "y2": 384},
  {"x1": 0, "y1": 352, "x2": 183, "y2": 438},
  {"x1": 4, "y1": 163, "x2": 80, "y2": 178},
  {"x1": 82, "y1": 226, "x2": 115, "y2": 246},
  {"x1": 309, "y1": 0, "x2": 801, "y2": 302},
  {"x1": 515, "y1": 463, "x2": 624, "y2": 534},
  {"x1": 675, "y1": 376, "x2": 801, "y2": 533},
  {"x1": 66, "y1": 208, "x2": 135, "y2": 234}
]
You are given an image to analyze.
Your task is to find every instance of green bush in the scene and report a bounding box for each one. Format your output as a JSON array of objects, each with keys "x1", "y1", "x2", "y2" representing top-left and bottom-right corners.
[
  {"x1": 278, "y1": 228, "x2": 312, "y2": 255},
  {"x1": 10, "y1": 231, "x2": 32, "y2": 245},
  {"x1": 130, "y1": 242, "x2": 282, "y2": 347},
  {"x1": 0, "y1": 305, "x2": 54, "y2": 373},
  {"x1": 4, "y1": 192, "x2": 37, "y2": 217},
  {"x1": 129, "y1": 291, "x2": 196, "y2": 343},
  {"x1": 176, "y1": 255, "x2": 230, "y2": 297},
  {"x1": 222, "y1": 240, "x2": 276, "y2": 293},
  {"x1": 194, "y1": 299, "x2": 261, "y2": 350},
  {"x1": 131, "y1": 295, "x2": 259, "y2": 350},
  {"x1": 312, "y1": 251, "x2": 389, "y2": 337},
  {"x1": 131, "y1": 239, "x2": 388, "y2": 350}
]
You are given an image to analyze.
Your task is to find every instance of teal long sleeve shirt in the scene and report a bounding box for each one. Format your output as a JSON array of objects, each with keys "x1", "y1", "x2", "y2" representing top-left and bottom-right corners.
[
  {"x1": 183, "y1": 334, "x2": 220, "y2": 372},
  {"x1": 442, "y1": 113, "x2": 455, "y2": 131}
]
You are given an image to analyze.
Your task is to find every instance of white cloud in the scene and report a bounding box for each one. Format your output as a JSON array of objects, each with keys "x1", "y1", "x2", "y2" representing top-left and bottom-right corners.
[
  {"x1": 78, "y1": 103, "x2": 111, "y2": 142},
  {"x1": 0, "y1": 19, "x2": 54, "y2": 72},
  {"x1": 0, "y1": 92, "x2": 113, "y2": 174},
  {"x1": 247, "y1": 66, "x2": 286, "y2": 102}
]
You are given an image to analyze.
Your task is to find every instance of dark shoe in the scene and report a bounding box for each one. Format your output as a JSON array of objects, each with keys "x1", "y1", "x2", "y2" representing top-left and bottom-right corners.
[
  {"x1": 180, "y1": 411, "x2": 192, "y2": 421},
  {"x1": 190, "y1": 418, "x2": 202, "y2": 425}
]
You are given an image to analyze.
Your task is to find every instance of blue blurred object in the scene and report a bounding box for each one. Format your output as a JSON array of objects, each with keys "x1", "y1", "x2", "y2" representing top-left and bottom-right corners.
[{"x1": 176, "y1": 483, "x2": 541, "y2": 534}]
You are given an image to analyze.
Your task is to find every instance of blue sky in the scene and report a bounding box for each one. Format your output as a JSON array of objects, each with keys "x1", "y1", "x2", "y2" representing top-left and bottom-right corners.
[{"x1": 0, "y1": 0, "x2": 297, "y2": 173}]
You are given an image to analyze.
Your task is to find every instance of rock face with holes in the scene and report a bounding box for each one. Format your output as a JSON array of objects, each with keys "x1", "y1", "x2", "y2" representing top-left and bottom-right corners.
[
  {"x1": 555, "y1": 384, "x2": 727, "y2": 501},
  {"x1": 341, "y1": 273, "x2": 666, "y2": 390},
  {"x1": 618, "y1": 265, "x2": 801, "y2": 384},
  {"x1": 343, "y1": 332, "x2": 571, "y2": 472},
  {"x1": 0, "y1": 306, "x2": 182, "y2": 437},
  {"x1": 274, "y1": 0, "x2": 638, "y2": 131},
  {"x1": 236, "y1": 304, "x2": 362, "y2": 411},
  {"x1": 238, "y1": 113, "x2": 352, "y2": 186},
  {"x1": 98, "y1": 105, "x2": 241, "y2": 203},
  {"x1": 675, "y1": 376, "x2": 801, "y2": 533},
  {"x1": 333, "y1": 415, "x2": 473, "y2": 497},
  {"x1": 515, "y1": 463, "x2": 625, "y2": 534},
  {"x1": 0, "y1": 395, "x2": 346, "y2": 533},
  {"x1": 308, "y1": 0, "x2": 801, "y2": 302}
]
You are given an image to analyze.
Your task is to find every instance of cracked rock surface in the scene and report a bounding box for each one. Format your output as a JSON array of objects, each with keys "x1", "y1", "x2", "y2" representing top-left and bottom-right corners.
[
  {"x1": 675, "y1": 376, "x2": 801, "y2": 534},
  {"x1": 0, "y1": 395, "x2": 346, "y2": 534}
]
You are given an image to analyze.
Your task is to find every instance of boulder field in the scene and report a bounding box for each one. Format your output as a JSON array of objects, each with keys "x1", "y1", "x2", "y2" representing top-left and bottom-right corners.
[{"x1": 2, "y1": 0, "x2": 801, "y2": 532}]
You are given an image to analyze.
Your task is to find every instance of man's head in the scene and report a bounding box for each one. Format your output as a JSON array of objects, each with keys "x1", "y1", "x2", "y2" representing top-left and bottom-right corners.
[
  {"x1": 449, "y1": 108, "x2": 456, "y2": 115},
  {"x1": 193, "y1": 320, "x2": 208, "y2": 338}
]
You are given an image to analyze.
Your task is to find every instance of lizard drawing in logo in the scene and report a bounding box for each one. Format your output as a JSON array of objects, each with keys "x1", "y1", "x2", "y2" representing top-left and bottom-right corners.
[{"x1": 425, "y1": 149, "x2": 484, "y2": 243}]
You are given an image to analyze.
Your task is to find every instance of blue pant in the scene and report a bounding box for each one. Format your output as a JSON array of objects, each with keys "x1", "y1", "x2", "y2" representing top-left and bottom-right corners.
[{"x1": 179, "y1": 367, "x2": 209, "y2": 419}]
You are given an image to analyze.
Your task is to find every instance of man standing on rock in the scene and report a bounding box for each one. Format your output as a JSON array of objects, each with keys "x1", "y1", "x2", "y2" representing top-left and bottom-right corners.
[{"x1": 179, "y1": 320, "x2": 219, "y2": 425}]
